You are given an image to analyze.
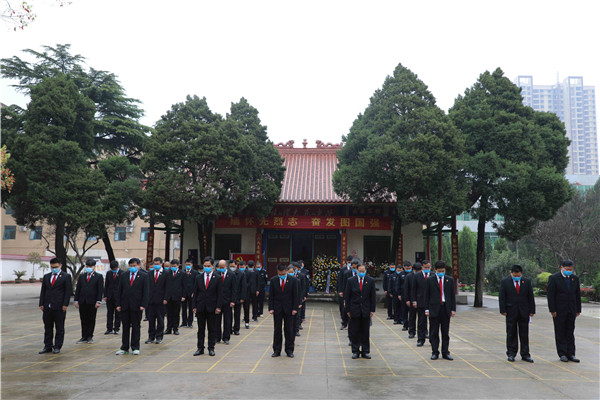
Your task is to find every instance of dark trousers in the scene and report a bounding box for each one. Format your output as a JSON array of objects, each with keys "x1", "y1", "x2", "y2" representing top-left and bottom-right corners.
[
  {"x1": 258, "y1": 290, "x2": 265, "y2": 315},
  {"x1": 215, "y1": 305, "x2": 233, "y2": 341},
  {"x1": 272, "y1": 311, "x2": 294, "y2": 354},
  {"x1": 401, "y1": 301, "x2": 408, "y2": 327},
  {"x1": 294, "y1": 309, "x2": 301, "y2": 335},
  {"x1": 166, "y1": 300, "x2": 181, "y2": 331},
  {"x1": 181, "y1": 296, "x2": 194, "y2": 326},
  {"x1": 553, "y1": 312, "x2": 576, "y2": 357},
  {"x1": 78, "y1": 303, "x2": 98, "y2": 339},
  {"x1": 120, "y1": 309, "x2": 142, "y2": 351},
  {"x1": 147, "y1": 303, "x2": 165, "y2": 340},
  {"x1": 106, "y1": 298, "x2": 121, "y2": 331},
  {"x1": 300, "y1": 299, "x2": 306, "y2": 320},
  {"x1": 417, "y1": 307, "x2": 429, "y2": 342},
  {"x1": 233, "y1": 303, "x2": 242, "y2": 332},
  {"x1": 250, "y1": 293, "x2": 259, "y2": 319},
  {"x1": 349, "y1": 316, "x2": 371, "y2": 354},
  {"x1": 429, "y1": 311, "x2": 451, "y2": 356},
  {"x1": 506, "y1": 314, "x2": 530, "y2": 357},
  {"x1": 407, "y1": 305, "x2": 417, "y2": 335},
  {"x1": 42, "y1": 307, "x2": 66, "y2": 349},
  {"x1": 386, "y1": 295, "x2": 393, "y2": 317},
  {"x1": 339, "y1": 297, "x2": 348, "y2": 326},
  {"x1": 392, "y1": 296, "x2": 401, "y2": 322},
  {"x1": 196, "y1": 309, "x2": 216, "y2": 350},
  {"x1": 243, "y1": 298, "x2": 250, "y2": 323}
]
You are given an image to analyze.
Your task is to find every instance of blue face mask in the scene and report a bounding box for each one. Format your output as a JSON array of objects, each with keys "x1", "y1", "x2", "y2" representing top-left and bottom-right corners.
[
  {"x1": 389, "y1": 268, "x2": 396, "y2": 272},
  {"x1": 203, "y1": 267, "x2": 212, "y2": 273},
  {"x1": 218, "y1": 268, "x2": 227, "y2": 273},
  {"x1": 287, "y1": 272, "x2": 295, "y2": 277},
  {"x1": 563, "y1": 270, "x2": 573, "y2": 276},
  {"x1": 347, "y1": 263, "x2": 351, "y2": 268},
  {"x1": 51, "y1": 268, "x2": 61, "y2": 274},
  {"x1": 153, "y1": 265, "x2": 161, "y2": 271},
  {"x1": 405, "y1": 268, "x2": 412, "y2": 273},
  {"x1": 396, "y1": 269, "x2": 402, "y2": 274},
  {"x1": 129, "y1": 266, "x2": 138, "y2": 273},
  {"x1": 423, "y1": 269, "x2": 431, "y2": 274},
  {"x1": 85, "y1": 267, "x2": 93, "y2": 274},
  {"x1": 436, "y1": 272, "x2": 445, "y2": 278},
  {"x1": 512, "y1": 276, "x2": 522, "y2": 282},
  {"x1": 171, "y1": 266, "x2": 178, "y2": 272},
  {"x1": 185, "y1": 265, "x2": 192, "y2": 270},
  {"x1": 240, "y1": 267, "x2": 246, "y2": 271},
  {"x1": 257, "y1": 267, "x2": 262, "y2": 271},
  {"x1": 278, "y1": 275, "x2": 286, "y2": 280},
  {"x1": 357, "y1": 272, "x2": 366, "y2": 278}
]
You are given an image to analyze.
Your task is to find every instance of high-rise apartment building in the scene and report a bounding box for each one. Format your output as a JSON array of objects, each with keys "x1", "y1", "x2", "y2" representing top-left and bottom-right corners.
[{"x1": 515, "y1": 76, "x2": 598, "y2": 175}]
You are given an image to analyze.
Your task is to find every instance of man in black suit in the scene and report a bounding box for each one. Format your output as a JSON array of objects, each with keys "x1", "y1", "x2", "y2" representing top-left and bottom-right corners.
[
  {"x1": 181, "y1": 259, "x2": 198, "y2": 328},
  {"x1": 103, "y1": 260, "x2": 122, "y2": 335},
  {"x1": 404, "y1": 262, "x2": 419, "y2": 338},
  {"x1": 192, "y1": 257, "x2": 223, "y2": 357},
  {"x1": 425, "y1": 260, "x2": 456, "y2": 360},
  {"x1": 297, "y1": 260, "x2": 309, "y2": 327},
  {"x1": 39, "y1": 258, "x2": 72, "y2": 354},
  {"x1": 269, "y1": 263, "x2": 299, "y2": 358},
  {"x1": 499, "y1": 264, "x2": 535, "y2": 362},
  {"x1": 547, "y1": 260, "x2": 582, "y2": 362},
  {"x1": 337, "y1": 255, "x2": 353, "y2": 329},
  {"x1": 383, "y1": 265, "x2": 393, "y2": 319},
  {"x1": 291, "y1": 263, "x2": 305, "y2": 337},
  {"x1": 256, "y1": 261, "x2": 268, "y2": 317},
  {"x1": 215, "y1": 259, "x2": 236, "y2": 345},
  {"x1": 115, "y1": 258, "x2": 149, "y2": 355},
  {"x1": 386, "y1": 264, "x2": 400, "y2": 324},
  {"x1": 165, "y1": 259, "x2": 185, "y2": 335},
  {"x1": 145, "y1": 259, "x2": 168, "y2": 344},
  {"x1": 231, "y1": 260, "x2": 247, "y2": 335},
  {"x1": 345, "y1": 263, "x2": 376, "y2": 359},
  {"x1": 74, "y1": 259, "x2": 104, "y2": 344},
  {"x1": 249, "y1": 260, "x2": 262, "y2": 322},
  {"x1": 411, "y1": 260, "x2": 432, "y2": 347},
  {"x1": 242, "y1": 261, "x2": 257, "y2": 328},
  {"x1": 400, "y1": 261, "x2": 412, "y2": 331}
]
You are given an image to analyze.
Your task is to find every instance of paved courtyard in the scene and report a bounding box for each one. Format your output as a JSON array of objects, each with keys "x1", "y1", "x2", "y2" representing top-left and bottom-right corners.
[{"x1": 1, "y1": 284, "x2": 599, "y2": 399}]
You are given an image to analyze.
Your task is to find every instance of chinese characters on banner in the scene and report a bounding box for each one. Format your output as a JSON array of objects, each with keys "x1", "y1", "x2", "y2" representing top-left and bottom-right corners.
[
  {"x1": 255, "y1": 230, "x2": 262, "y2": 264},
  {"x1": 341, "y1": 232, "x2": 348, "y2": 259},
  {"x1": 216, "y1": 215, "x2": 391, "y2": 230},
  {"x1": 451, "y1": 234, "x2": 460, "y2": 280},
  {"x1": 396, "y1": 234, "x2": 403, "y2": 266}
]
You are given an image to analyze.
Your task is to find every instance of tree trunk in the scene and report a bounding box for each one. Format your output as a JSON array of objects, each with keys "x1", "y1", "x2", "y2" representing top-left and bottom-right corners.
[
  {"x1": 197, "y1": 221, "x2": 205, "y2": 262},
  {"x1": 474, "y1": 215, "x2": 486, "y2": 307},
  {"x1": 101, "y1": 227, "x2": 116, "y2": 262},
  {"x1": 55, "y1": 221, "x2": 67, "y2": 271}
]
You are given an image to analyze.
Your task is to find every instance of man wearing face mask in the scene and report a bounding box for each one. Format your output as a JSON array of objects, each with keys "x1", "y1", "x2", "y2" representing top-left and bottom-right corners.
[
  {"x1": 269, "y1": 264, "x2": 299, "y2": 358},
  {"x1": 499, "y1": 264, "x2": 535, "y2": 363},
  {"x1": 288, "y1": 264, "x2": 303, "y2": 338},
  {"x1": 231, "y1": 260, "x2": 247, "y2": 335},
  {"x1": 74, "y1": 259, "x2": 104, "y2": 344},
  {"x1": 215, "y1": 259, "x2": 236, "y2": 345},
  {"x1": 164, "y1": 259, "x2": 185, "y2": 336},
  {"x1": 547, "y1": 260, "x2": 581, "y2": 363},
  {"x1": 383, "y1": 264, "x2": 394, "y2": 320},
  {"x1": 239, "y1": 261, "x2": 253, "y2": 329},
  {"x1": 115, "y1": 258, "x2": 149, "y2": 355},
  {"x1": 336, "y1": 255, "x2": 353, "y2": 329},
  {"x1": 345, "y1": 263, "x2": 376, "y2": 359},
  {"x1": 145, "y1": 257, "x2": 168, "y2": 344},
  {"x1": 181, "y1": 259, "x2": 198, "y2": 328},
  {"x1": 256, "y1": 261, "x2": 268, "y2": 317},
  {"x1": 104, "y1": 260, "x2": 122, "y2": 335},
  {"x1": 425, "y1": 260, "x2": 456, "y2": 361},
  {"x1": 403, "y1": 262, "x2": 418, "y2": 338},
  {"x1": 385, "y1": 264, "x2": 400, "y2": 324},
  {"x1": 411, "y1": 260, "x2": 432, "y2": 347},
  {"x1": 297, "y1": 260, "x2": 309, "y2": 327},
  {"x1": 399, "y1": 261, "x2": 412, "y2": 331},
  {"x1": 192, "y1": 257, "x2": 223, "y2": 357},
  {"x1": 39, "y1": 258, "x2": 72, "y2": 354}
]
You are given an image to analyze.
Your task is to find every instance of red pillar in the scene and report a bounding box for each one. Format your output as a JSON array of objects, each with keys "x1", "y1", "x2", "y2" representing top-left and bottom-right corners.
[
  {"x1": 437, "y1": 231, "x2": 443, "y2": 261},
  {"x1": 145, "y1": 213, "x2": 155, "y2": 270},
  {"x1": 451, "y1": 215, "x2": 460, "y2": 294}
]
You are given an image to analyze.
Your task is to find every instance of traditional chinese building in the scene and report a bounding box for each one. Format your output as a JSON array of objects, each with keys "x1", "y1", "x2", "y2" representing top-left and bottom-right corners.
[{"x1": 181, "y1": 140, "x2": 425, "y2": 279}]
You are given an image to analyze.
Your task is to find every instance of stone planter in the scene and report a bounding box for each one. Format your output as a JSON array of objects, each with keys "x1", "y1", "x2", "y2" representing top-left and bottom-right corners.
[{"x1": 14, "y1": 279, "x2": 23, "y2": 284}]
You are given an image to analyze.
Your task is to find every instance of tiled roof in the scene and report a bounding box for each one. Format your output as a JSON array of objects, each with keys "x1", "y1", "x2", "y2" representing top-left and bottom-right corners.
[{"x1": 276, "y1": 145, "x2": 347, "y2": 204}]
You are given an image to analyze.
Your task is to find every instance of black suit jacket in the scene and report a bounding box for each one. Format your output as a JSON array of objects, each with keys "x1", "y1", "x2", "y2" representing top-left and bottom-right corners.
[
  {"x1": 268, "y1": 276, "x2": 299, "y2": 316},
  {"x1": 218, "y1": 271, "x2": 237, "y2": 306},
  {"x1": 256, "y1": 269, "x2": 267, "y2": 291},
  {"x1": 547, "y1": 272, "x2": 581, "y2": 315},
  {"x1": 104, "y1": 269, "x2": 123, "y2": 300},
  {"x1": 344, "y1": 275, "x2": 376, "y2": 318},
  {"x1": 245, "y1": 270, "x2": 258, "y2": 295},
  {"x1": 402, "y1": 271, "x2": 413, "y2": 300},
  {"x1": 192, "y1": 272, "x2": 223, "y2": 313},
  {"x1": 148, "y1": 270, "x2": 168, "y2": 305},
  {"x1": 341, "y1": 268, "x2": 357, "y2": 294},
  {"x1": 299, "y1": 269, "x2": 310, "y2": 297},
  {"x1": 165, "y1": 270, "x2": 185, "y2": 301},
  {"x1": 74, "y1": 272, "x2": 104, "y2": 305},
  {"x1": 335, "y1": 266, "x2": 350, "y2": 293},
  {"x1": 499, "y1": 276, "x2": 535, "y2": 318},
  {"x1": 182, "y1": 269, "x2": 199, "y2": 297},
  {"x1": 382, "y1": 269, "x2": 392, "y2": 293},
  {"x1": 233, "y1": 270, "x2": 247, "y2": 303},
  {"x1": 39, "y1": 272, "x2": 72, "y2": 309},
  {"x1": 411, "y1": 271, "x2": 431, "y2": 306},
  {"x1": 116, "y1": 271, "x2": 149, "y2": 311},
  {"x1": 424, "y1": 275, "x2": 456, "y2": 318}
]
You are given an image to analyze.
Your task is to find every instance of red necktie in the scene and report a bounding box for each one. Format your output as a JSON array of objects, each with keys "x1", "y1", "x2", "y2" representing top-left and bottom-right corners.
[
  {"x1": 51, "y1": 274, "x2": 57, "y2": 287},
  {"x1": 113, "y1": 272, "x2": 117, "y2": 280},
  {"x1": 155, "y1": 272, "x2": 158, "y2": 283},
  {"x1": 173, "y1": 271, "x2": 176, "y2": 277},
  {"x1": 206, "y1": 275, "x2": 210, "y2": 288},
  {"x1": 222, "y1": 274, "x2": 225, "y2": 282},
  {"x1": 281, "y1": 279, "x2": 285, "y2": 291},
  {"x1": 87, "y1": 274, "x2": 91, "y2": 282},
  {"x1": 516, "y1": 281, "x2": 520, "y2": 294},
  {"x1": 359, "y1": 278, "x2": 363, "y2": 291},
  {"x1": 424, "y1": 273, "x2": 428, "y2": 279},
  {"x1": 130, "y1": 274, "x2": 134, "y2": 287},
  {"x1": 439, "y1": 278, "x2": 443, "y2": 304}
]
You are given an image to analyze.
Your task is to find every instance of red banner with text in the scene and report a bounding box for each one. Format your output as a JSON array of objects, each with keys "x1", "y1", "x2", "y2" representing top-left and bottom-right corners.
[{"x1": 216, "y1": 215, "x2": 391, "y2": 230}]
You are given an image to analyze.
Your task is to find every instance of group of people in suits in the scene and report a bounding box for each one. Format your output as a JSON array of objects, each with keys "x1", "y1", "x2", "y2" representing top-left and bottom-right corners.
[{"x1": 38, "y1": 255, "x2": 583, "y2": 365}]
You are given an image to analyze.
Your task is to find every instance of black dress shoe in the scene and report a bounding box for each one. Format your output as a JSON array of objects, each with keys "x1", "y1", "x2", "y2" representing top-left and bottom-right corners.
[
  {"x1": 39, "y1": 348, "x2": 52, "y2": 354},
  {"x1": 393, "y1": 321, "x2": 400, "y2": 325},
  {"x1": 348, "y1": 341, "x2": 352, "y2": 346},
  {"x1": 271, "y1": 352, "x2": 281, "y2": 357},
  {"x1": 340, "y1": 325, "x2": 347, "y2": 330},
  {"x1": 104, "y1": 330, "x2": 113, "y2": 335},
  {"x1": 522, "y1": 356, "x2": 534, "y2": 363},
  {"x1": 402, "y1": 327, "x2": 408, "y2": 331},
  {"x1": 442, "y1": 354, "x2": 453, "y2": 361},
  {"x1": 425, "y1": 335, "x2": 429, "y2": 339},
  {"x1": 431, "y1": 354, "x2": 439, "y2": 360},
  {"x1": 408, "y1": 334, "x2": 415, "y2": 339},
  {"x1": 387, "y1": 316, "x2": 392, "y2": 320},
  {"x1": 507, "y1": 355, "x2": 515, "y2": 362},
  {"x1": 286, "y1": 352, "x2": 294, "y2": 358},
  {"x1": 113, "y1": 330, "x2": 119, "y2": 335},
  {"x1": 52, "y1": 348, "x2": 60, "y2": 354},
  {"x1": 559, "y1": 355, "x2": 569, "y2": 362},
  {"x1": 233, "y1": 331, "x2": 240, "y2": 335},
  {"x1": 361, "y1": 353, "x2": 372, "y2": 359},
  {"x1": 295, "y1": 331, "x2": 300, "y2": 337},
  {"x1": 352, "y1": 353, "x2": 359, "y2": 359},
  {"x1": 417, "y1": 341, "x2": 424, "y2": 347},
  {"x1": 174, "y1": 330, "x2": 179, "y2": 335},
  {"x1": 245, "y1": 323, "x2": 250, "y2": 329},
  {"x1": 224, "y1": 340, "x2": 230, "y2": 345},
  {"x1": 568, "y1": 356, "x2": 580, "y2": 363},
  {"x1": 252, "y1": 318, "x2": 258, "y2": 322},
  {"x1": 298, "y1": 325, "x2": 303, "y2": 330},
  {"x1": 180, "y1": 324, "x2": 187, "y2": 328},
  {"x1": 145, "y1": 338, "x2": 155, "y2": 344},
  {"x1": 155, "y1": 339, "x2": 163, "y2": 344},
  {"x1": 164, "y1": 330, "x2": 172, "y2": 335},
  {"x1": 188, "y1": 324, "x2": 193, "y2": 328},
  {"x1": 193, "y1": 349, "x2": 204, "y2": 356},
  {"x1": 208, "y1": 350, "x2": 215, "y2": 356}
]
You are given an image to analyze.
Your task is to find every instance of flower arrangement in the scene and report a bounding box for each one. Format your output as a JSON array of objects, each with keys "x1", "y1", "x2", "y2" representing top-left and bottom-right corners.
[
  {"x1": 366, "y1": 261, "x2": 388, "y2": 277},
  {"x1": 1, "y1": 145, "x2": 15, "y2": 193},
  {"x1": 312, "y1": 255, "x2": 340, "y2": 292}
]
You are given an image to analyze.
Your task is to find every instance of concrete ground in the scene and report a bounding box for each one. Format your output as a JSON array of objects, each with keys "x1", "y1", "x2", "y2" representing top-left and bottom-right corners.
[{"x1": 1, "y1": 283, "x2": 599, "y2": 399}]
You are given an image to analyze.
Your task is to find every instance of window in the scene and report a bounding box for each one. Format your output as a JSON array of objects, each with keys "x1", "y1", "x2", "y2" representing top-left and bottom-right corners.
[
  {"x1": 363, "y1": 236, "x2": 390, "y2": 264},
  {"x1": 29, "y1": 226, "x2": 42, "y2": 240},
  {"x1": 140, "y1": 227, "x2": 150, "y2": 242},
  {"x1": 114, "y1": 227, "x2": 126, "y2": 241},
  {"x1": 3, "y1": 225, "x2": 16, "y2": 240},
  {"x1": 86, "y1": 233, "x2": 97, "y2": 242},
  {"x1": 5, "y1": 205, "x2": 14, "y2": 215},
  {"x1": 214, "y1": 234, "x2": 241, "y2": 260}
]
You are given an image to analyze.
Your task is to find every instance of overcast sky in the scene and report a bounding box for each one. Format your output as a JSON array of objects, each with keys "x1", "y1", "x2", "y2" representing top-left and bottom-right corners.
[{"x1": 1, "y1": 0, "x2": 598, "y2": 153}]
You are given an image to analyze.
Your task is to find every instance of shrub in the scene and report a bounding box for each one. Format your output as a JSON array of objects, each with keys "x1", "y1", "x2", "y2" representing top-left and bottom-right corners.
[
  {"x1": 13, "y1": 270, "x2": 27, "y2": 280},
  {"x1": 484, "y1": 250, "x2": 540, "y2": 293},
  {"x1": 537, "y1": 272, "x2": 552, "y2": 290}
]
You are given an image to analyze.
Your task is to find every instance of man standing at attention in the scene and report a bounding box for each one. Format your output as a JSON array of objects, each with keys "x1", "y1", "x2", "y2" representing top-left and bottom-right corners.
[
  {"x1": 269, "y1": 264, "x2": 299, "y2": 358},
  {"x1": 39, "y1": 258, "x2": 72, "y2": 354},
  {"x1": 425, "y1": 260, "x2": 456, "y2": 361},
  {"x1": 115, "y1": 258, "x2": 149, "y2": 355},
  {"x1": 74, "y1": 259, "x2": 104, "y2": 344},
  {"x1": 344, "y1": 263, "x2": 376, "y2": 360},
  {"x1": 192, "y1": 257, "x2": 223, "y2": 357},
  {"x1": 103, "y1": 260, "x2": 122, "y2": 335}
]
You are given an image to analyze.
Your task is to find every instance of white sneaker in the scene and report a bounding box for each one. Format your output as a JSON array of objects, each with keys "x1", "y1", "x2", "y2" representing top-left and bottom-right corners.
[
  {"x1": 115, "y1": 349, "x2": 127, "y2": 355},
  {"x1": 132, "y1": 349, "x2": 140, "y2": 355}
]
